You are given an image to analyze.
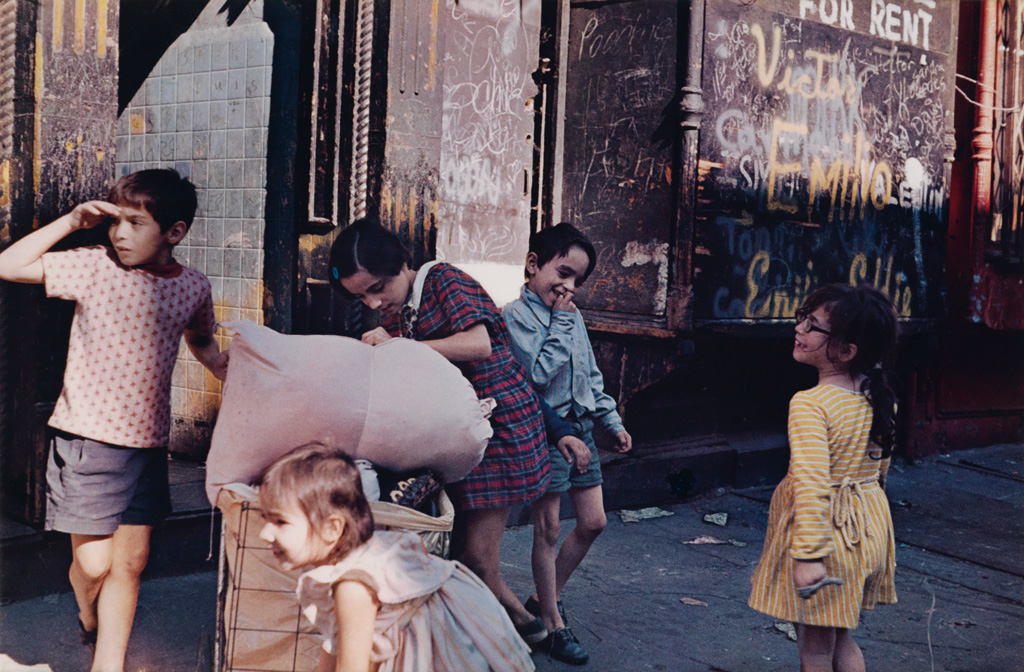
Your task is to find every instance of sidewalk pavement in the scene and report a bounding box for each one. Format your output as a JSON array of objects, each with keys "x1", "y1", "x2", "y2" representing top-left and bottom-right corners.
[{"x1": 1, "y1": 443, "x2": 1021, "y2": 671}]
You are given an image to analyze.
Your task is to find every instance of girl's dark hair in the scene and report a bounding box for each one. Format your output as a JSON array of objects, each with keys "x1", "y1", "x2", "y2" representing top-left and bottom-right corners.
[
  {"x1": 795, "y1": 284, "x2": 900, "y2": 458},
  {"x1": 255, "y1": 443, "x2": 374, "y2": 564},
  {"x1": 107, "y1": 168, "x2": 197, "y2": 233},
  {"x1": 329, "y1": 219, "x2": 412, "y2": 298},
  {"x1": 527, "y1": 222, "x2": 597, "y2": 282}
]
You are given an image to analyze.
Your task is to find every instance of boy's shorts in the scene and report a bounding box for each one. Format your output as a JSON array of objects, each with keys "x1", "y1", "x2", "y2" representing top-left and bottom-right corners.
[
  {"x1": 45, "y1": 431, "x2": 172, "y2": 535},
  {"x1": 547, "y1": 414, "x2": 603, "y2": 494}
]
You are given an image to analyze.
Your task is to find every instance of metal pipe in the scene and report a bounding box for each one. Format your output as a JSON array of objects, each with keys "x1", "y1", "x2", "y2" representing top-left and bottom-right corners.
[{"x1": 972, "y1": 0, "x2": 997, "y2": 263}]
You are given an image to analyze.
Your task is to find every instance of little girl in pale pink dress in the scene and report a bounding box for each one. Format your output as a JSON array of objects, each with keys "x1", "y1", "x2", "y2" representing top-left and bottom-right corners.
[{"x1": 256, "y1": 443, "x2": 535, "y2": 672}]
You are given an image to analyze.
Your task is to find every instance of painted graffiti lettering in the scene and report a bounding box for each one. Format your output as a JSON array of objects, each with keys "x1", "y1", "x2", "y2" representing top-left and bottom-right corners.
[
  {"x1": 709, "y1": 216, "x2": 913, "y2": 319},
  {"x1": 752, "y1": 25, "x2": 856, "y2": 102},
  {"x1": 745, "y1": 26, "x2": 903, "y2": 220},
  {"x1": 724, "y1": 250, "x2": 912, "y2": 319},
  {"x1": 743, "y1": 251, "x2": 815, "y2": 318},
  {"x1": 702, "y1": 9, "x2": 950, "y2": 320},
  {"x1": 849, "y1": 253, "x2": 912, "y2": 316},
  {"x1": 767, "y1": 119, "x2": 805, "y2": 213},
  {"x1": 441, "y1": 154, "x2": 502, "y2": 207},
  {"x1": 869, "y1": 0, "x2": 933, "y2": 50},
  {"x1": 799, "y1": 0, "x2": 855, "y2": 31}
]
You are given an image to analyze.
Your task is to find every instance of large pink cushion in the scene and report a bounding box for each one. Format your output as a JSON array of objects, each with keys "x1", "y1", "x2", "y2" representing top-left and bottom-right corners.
[{"x1": 204, "y1": 321, "x2": 493, "y2": 505}]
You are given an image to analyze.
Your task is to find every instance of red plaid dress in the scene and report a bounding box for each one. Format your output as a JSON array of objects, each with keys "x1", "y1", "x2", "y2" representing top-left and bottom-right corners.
[{"x1": 384, "y1": 263, "x2": 549, "y2": 510}]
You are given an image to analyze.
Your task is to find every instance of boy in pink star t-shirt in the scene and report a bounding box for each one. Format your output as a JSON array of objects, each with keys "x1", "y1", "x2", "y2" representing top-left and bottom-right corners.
[{"x1": 0, "y1": 168, "x2": 227, "y2": 672}]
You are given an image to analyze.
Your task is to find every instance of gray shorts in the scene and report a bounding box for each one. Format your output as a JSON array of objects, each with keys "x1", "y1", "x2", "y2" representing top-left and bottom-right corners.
[
  {"x1": 45, "y1": 431, "x2": 171, "y2": 535},
  {"x1": 546, "y1": 415, "x2": 603, "y2": 494}
]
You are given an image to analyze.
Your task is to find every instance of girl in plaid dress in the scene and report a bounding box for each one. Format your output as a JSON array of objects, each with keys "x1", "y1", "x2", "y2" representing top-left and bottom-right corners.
[{"x1": 330, "y1": 219, "x2": 552, "y2": 647}]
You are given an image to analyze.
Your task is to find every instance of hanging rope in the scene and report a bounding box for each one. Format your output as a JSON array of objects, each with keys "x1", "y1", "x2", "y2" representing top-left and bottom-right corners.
[{"x1": 351, "y1": 0, "x2": 374, "y2": 221}]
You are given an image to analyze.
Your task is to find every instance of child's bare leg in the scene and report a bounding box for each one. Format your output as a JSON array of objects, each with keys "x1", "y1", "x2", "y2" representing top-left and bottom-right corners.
[
  {"x1": 91, "y1": 524, "x2": 152, "y2": 672},
  {"x1": 796, "y1": 623, "x2": 837, "y2": 672},
  {"x1": 553, "y1": 485, "x2": 606, "y2": 597},
  {"x1": 69, "y1": 534, "x2": 114, "y2": 633},
  {"x1": 530, "y1": 492, "x2": 565, "y2": 631},
  {"x1": 833, "y1": 628, "x2": 865, "y2": 672},
  {"x1": 458, "y1": 507, "x2": 535, "y2": 627}
]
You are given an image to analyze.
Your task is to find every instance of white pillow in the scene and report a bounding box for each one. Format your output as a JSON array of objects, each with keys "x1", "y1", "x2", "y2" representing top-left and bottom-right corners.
[{"x1": 204, "y1": 321, "x2": 493, "y2": 506}]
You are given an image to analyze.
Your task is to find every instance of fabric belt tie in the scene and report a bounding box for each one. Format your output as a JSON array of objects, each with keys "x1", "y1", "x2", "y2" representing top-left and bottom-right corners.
[{"x1": 830, "y1": 475, "x2": 878, "y2": 550}]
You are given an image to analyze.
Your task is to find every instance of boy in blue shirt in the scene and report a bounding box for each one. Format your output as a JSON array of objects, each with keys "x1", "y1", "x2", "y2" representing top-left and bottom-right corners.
[{"x1": 503, "y1": 222, "x2": 632, "y2": 665}]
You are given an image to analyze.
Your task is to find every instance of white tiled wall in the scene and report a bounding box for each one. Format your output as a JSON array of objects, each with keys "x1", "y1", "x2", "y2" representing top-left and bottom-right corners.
[{"x1": 115, "y1": 1, "x2": 272, "y2": 449}]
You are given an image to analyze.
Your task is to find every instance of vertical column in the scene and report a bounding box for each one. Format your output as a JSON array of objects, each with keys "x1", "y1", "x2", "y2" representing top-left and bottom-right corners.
[{"x1": 0, "y1": 0, "x2": 118, "y2": 524}]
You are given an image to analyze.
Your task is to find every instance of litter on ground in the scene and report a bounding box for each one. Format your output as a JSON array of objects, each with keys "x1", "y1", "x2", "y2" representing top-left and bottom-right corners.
[
  {"x1": 682, "y1": 535, "x2": 748, "y2": 547},
  {"x1": 703, "y1": 512, "x2": 728, "y2": 526},
  {"x1": 618, "y1": 507, "x2": 675, "y2": 523},
  {"x1": 682, "y1": 535, "x2": 727, "y2": 544},
  {"x1": 773, "y1": 622, "x2": 798, "y2": 641},
  {"x1": 680, "y1": 597, "x2": 709, "y2": 607}
]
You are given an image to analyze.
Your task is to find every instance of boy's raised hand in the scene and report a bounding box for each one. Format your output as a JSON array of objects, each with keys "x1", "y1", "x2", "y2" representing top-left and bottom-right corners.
[
  {"x1": 0, "y1": 200, "x2": 122, "y2": 284},
  {"x1": 69, "y1": 200, "x2": 121, "y2": 230},
  {"x1": 613, "y1": 430, "x2": 632, "y2": 453},
  {"x1": 552, "y1": 291, "x2": 576, "y2": 313}
]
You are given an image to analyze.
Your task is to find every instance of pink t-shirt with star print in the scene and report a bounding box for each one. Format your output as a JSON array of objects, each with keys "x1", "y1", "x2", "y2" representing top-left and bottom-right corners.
[{"x1": 42, "y1": 245, "x2": 216, "y2": 448}]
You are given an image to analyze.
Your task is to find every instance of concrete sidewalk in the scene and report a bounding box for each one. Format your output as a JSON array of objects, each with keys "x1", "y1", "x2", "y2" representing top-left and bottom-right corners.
[{"x1": 1, "y1": 443, "x2": 1022, "y2": 671}]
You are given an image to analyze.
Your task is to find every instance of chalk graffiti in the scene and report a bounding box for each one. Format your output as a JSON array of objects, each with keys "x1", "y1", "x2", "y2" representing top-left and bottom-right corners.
[
  {"x1": 699, "y1": 3, "x2": 951, "y2": 320},
  {"x1": 620, "y1": 240, "x2": 669, "y2": 313},
  {"x1": 576, "y1": 14, "x2": 672, "y2": 61},
  {"x1": 752, "y1": 24, "x2": 856, "y2": 102},
  {"x1": 441, "y1": 154, "x2": 503, "y2": 207},
  {"x1": 707, "y1": 15, "x2": 948, "y2": 220},
  {"x1": 557, "y1": 1, "x2": 678, "y2": 316},
  {"x1": 439, "y1": 0, "x2": 535, "y2": 264}
]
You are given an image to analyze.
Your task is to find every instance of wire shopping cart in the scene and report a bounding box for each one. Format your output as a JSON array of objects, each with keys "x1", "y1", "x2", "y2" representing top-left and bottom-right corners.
[{"x1": 213, "y1": 484, "x2": 454, "y2": 672}]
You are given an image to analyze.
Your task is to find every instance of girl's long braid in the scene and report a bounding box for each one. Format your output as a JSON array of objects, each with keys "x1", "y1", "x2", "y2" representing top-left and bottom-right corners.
[
  {"x1": 862, "y1": 364, "x2": 897, "y2": 459},
  {"x1": 844, "y1": 287, "x2": 900, "y2": 459}
]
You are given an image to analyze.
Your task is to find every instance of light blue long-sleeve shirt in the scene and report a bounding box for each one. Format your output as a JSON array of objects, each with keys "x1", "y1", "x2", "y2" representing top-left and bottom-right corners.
[{"x1": 503, "y1": 285, "x2": 625, "y2": 435}]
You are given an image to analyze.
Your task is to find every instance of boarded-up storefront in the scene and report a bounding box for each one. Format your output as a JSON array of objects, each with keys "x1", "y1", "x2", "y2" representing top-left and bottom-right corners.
[{"x1": 695, "y1": 0, "x2": 957, "y2": 327}]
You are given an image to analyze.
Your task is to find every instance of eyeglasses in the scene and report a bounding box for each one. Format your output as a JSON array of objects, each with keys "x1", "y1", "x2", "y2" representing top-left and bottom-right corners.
[{"x1": 796, "y1": 315, "x2": 832, "y2": 337}]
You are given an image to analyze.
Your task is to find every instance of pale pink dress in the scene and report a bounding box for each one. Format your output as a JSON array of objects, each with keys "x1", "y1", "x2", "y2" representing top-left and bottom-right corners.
[{"x1": 297, "y1": 531, "x2": 534, "y2": 672}]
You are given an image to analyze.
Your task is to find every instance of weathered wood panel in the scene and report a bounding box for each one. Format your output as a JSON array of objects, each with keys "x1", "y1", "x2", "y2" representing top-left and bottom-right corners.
[
  {"x1": 695, "y1": 0, "x2": 957, "y2": 324},
  {"x1": 560, "y1": 0, "x2": 679, "y2": 318},
  {"x1": 381, "y1": 0, "x2": 442, "y2": 270},
  {"x1": 1, "y1": 0, "x2": 118, "y2": 524},
  {"x1": 436, "y1": 0, "x2": 540, "y2": 266}
]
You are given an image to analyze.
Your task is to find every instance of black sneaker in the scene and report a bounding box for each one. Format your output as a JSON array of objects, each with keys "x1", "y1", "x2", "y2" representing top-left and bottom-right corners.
[
  {"x1": 540, "y1": 627, "x2": 589, "y2": 665},
  {"x1": 514, "y1": 616, "x2": 548, "y2": 647},
  {"x1": 524, "y1": 595, "x2": 567, "y2": 626},
  {"x1": 78, "y1": 618, "x2": 96, "y2": 648}
]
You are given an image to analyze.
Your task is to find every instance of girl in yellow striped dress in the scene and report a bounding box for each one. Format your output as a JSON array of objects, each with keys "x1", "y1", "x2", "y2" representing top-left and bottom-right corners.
[{"x1": 749, "y1": 284, "x2": 899, "y2": 672}]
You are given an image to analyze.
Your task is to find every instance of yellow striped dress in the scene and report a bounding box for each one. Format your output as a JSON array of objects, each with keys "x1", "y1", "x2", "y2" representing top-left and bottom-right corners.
[{"x1": 748, "y1": 384, "x2": 897, "y2": 629}]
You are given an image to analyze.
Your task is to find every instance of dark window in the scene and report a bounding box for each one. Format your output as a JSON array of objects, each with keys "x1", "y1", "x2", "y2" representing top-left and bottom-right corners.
[{"x1": 990, "y1": 0, "x2": 1024, "y2": 265}]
